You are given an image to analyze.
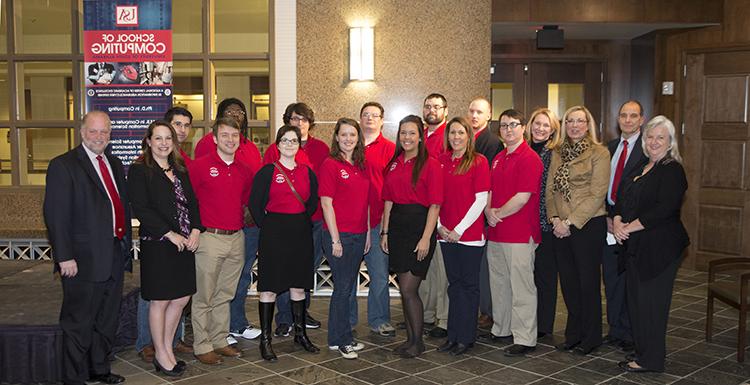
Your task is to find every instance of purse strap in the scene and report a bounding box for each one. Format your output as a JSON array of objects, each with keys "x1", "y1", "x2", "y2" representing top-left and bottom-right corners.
[{"x1": 273, "y1": 162, "x2": 305, "y2": 206}]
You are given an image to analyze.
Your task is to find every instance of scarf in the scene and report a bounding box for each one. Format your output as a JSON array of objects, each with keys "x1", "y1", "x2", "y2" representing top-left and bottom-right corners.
[{"x1": 552, "y1": 137, "x2": 590, "y2": 202}]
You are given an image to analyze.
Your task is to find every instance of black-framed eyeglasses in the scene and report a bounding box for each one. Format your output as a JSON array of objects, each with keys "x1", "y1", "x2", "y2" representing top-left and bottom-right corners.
[
  {"x1": 499, "y1": 122, "x2": 522, "y2": 129},
  {"x1": 423, "y1": 105, "x2": 445, "y2": 111}
]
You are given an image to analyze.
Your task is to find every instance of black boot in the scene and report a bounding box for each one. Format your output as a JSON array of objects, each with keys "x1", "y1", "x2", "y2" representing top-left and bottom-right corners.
[
  {"x1": 259, "y1": 301, "x2": 277, "y2": 362},
  {"x1": 291, "y1": 299, "x2": 319, "y2": 353}
]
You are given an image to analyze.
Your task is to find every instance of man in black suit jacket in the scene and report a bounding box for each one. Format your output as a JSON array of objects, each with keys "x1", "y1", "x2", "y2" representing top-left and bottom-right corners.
[
  {"x1": 43, "y1": 111, "x2": 132, "y2": 385},
  {"x1": 602, "y1": 100, "x2": 648, "y2": 352},
  {"x1": 466, "y1": 97, "x2": 503, "y2": 331}
]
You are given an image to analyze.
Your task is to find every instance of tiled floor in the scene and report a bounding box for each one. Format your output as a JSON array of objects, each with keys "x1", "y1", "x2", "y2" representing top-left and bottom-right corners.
[{"x1": 2, "y1": 261, "x2": 750, "y2": 384}]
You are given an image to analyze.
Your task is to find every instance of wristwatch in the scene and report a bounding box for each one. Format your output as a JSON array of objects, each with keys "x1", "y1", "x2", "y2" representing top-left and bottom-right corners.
[{"x1": 563, "y1": 218, "x2": 571, "y2": 226}]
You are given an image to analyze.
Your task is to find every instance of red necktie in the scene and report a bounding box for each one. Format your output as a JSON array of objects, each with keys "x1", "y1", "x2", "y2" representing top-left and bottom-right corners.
[
  {"x1": 97, "y1": 155, "x2": 126, "y2": 239},
  {"x1": 610, "y1": 140, "x2": 628, "y2": 203}
]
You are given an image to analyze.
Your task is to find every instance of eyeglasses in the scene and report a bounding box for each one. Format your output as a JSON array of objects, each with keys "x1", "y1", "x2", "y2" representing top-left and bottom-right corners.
[
  {"x1": 423, "y1": 105, "x2": 445, "y2": 111},
  {"x1": 565, "y1": 119, "x2": 588, "y2": 126},
  {"x1": 224, "y1": 109, "x2": 246, "y2": 117},
  {"x1": 279, "y1": 138, "x2": 299, "y2": 146},
  {"x1": 361, "y1": 112, "x2": 382, "y2": 119},
  {"x1": 290, "y1": 116, "x2": 309, "y2": 123},
  {"x1": 499, "y1": 122, "x2": 522, "y2": 130}
]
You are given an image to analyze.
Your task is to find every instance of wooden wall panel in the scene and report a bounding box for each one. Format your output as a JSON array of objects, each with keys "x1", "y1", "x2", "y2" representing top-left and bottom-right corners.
[
  {"x1": 703, "y1": 76, "x2": 747, "y2": 123},
  {"x1": 705, "y1": 52, "x2": 750, "y2": 75},
  {"x1": 698, "y1": 205, "x2": 743, "y2": 255},
  {"x1": 700, "y1": 141, "x2": 745, "y2": 189}
]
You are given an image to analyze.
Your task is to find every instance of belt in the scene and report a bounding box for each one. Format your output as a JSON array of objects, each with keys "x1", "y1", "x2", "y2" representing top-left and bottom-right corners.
[{"x1": 204, "y1": 227, "x2": 239, "y2": 235}]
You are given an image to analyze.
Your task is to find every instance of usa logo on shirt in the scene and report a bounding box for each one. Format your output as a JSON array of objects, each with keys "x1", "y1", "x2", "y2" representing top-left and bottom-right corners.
[
  {"x1": 209, "y1": 167, "x2": 219, "y2": 177},
  {"x1": 274, "y1": 173, "x2": 286, "y2": 184},
  {"x1": 389, "y1": 162, "x2": 397, "y2": 171},
  {"x1": 340, "y1": 169, "x2": 350, "y2": 179}
]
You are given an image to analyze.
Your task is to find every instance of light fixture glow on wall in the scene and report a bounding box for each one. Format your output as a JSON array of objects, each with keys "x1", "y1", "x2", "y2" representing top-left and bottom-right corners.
[{"x1": 349, "y1": 26, "x2": 374, "y2": 81}]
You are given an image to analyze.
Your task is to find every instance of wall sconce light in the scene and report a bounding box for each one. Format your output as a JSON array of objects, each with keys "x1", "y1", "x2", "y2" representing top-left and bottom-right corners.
[{"x1": 349, "y1": 26, "x2": 374, "y2": 81}]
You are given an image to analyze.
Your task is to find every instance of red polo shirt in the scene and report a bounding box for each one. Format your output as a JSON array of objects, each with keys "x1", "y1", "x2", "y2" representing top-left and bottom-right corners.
[
  {"x1": 179, "y1": 148, "x2": 192, "y2": 168},
  {"x1": 189, "y1": 150, "x2": 254, "y2": 231},
  {"x1": 365, "y1": 133, "x2": 396, "y2": 227},
  {"x1": 194, "y1": 133, "x2": 262, "y2": 172},
  {"x1": 438, "y1": 153, "x2": 490, "y2": 242},
  {"x1": 266, "y1": 163, "x2": 311, "y2": 214},
  {"x1": 319, "y1": 157, "x2": 370, "y2": 233},
  {"x1": 383, "y1": 153, "x2": 443, "y2": 207},
  {"x1": 264, "y1": 136, "x2": 329, "y2": 221},
  {"x1": 487, "y1": 141, "x2": 543, "y2": 243},
  {"x1": 425, "y1": 121, "x2": 447, "y2": 158}
]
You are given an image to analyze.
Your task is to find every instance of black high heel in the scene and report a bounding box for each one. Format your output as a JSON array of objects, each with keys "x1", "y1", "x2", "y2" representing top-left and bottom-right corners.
[{"x1": 154, "y1": 358, "x2": 183, "y2": 377}]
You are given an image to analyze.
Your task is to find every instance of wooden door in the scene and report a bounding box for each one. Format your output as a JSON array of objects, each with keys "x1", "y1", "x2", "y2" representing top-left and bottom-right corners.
[{"x1": 683, "y1": 51, "x2": 750, "y2": 269}]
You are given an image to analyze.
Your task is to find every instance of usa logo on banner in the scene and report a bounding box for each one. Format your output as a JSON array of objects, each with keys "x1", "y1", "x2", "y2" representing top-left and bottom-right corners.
[{"x1": 83, "y1": 0, "x2": 172, "y2": 167}]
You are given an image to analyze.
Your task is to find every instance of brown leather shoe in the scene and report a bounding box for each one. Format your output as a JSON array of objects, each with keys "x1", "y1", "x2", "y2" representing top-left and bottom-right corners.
[
  {"x1": 478, "y1": 314, "x2": 493, "y2": 329},
  {"x1": 174, "y1": 340, "x2": 194, "y2": 353},
  {"x1": 139, "y1": 345, "x2": 155, "y2": 363},
  {"x1": 214, "y1": 345, "x2": 242, "y2": 357},
  {"x1": 195, "y1": 351, "x2": 223, "y2": 365}
]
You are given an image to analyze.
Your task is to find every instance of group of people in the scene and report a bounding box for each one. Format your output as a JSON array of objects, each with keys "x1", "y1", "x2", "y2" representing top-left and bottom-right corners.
[{"x1": 43, "y1": 94, "x2": 689, "y2": 385}]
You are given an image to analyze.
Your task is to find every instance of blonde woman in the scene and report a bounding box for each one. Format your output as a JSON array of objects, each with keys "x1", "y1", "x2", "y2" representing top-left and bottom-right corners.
[{"x1": 546, "y1": 106, "x2": 609, "y2": 356}]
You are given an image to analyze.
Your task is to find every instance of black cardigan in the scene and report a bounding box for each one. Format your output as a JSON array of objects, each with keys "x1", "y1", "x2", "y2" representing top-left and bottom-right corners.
[
  {"x1": 249, "y1": 163, "x2": 318, "y2": 227},
  {"x1": 614, "y1": 159, "x2": 689, "y2": 281},
  {"x1": 127, "y1": 162, "x2": 204, "y2": 238}
]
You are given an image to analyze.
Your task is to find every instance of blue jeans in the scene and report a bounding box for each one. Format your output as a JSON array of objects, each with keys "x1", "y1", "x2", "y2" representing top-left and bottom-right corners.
[
  {"x1": 229, "y1": 226, "x2": 260, "y2": 332},
  {"x1": 324, "y1": 231, "x2": 365, "y2": 347},
  {"x1": 276, "y1": 219, "x2": 324, "y2": 326},
  {"x1": 135, "y1": 297, "x2": 184, "y2": 352},
  {"x1": 349, "y1": 224, "x2": 391, "y2": 328}
]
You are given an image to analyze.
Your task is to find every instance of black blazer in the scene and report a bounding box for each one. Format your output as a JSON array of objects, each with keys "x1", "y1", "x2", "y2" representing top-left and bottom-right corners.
[
  {"x1": 606, "y1": 134, "x2": 648, "y2": 217},
  {"x1": 615, "y1": 159, "x2": 689, "y2": 281},
  {"x1": 249, "y1": 163, "x2": 318, "y2": 227},
  {"x1": 475, "y1": 125, "x2": 504, "y2": 166},
  {"x1": 127, "y1": 162, "x2": 203, "y2": 239},
  {"x1": 43, "y1": 145, "x2": 133, "y2": 282}
]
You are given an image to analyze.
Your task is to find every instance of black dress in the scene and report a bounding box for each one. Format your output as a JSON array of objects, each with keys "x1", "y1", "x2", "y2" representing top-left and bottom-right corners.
[{"x1": 128, "y1": 163, "x2": 201, "y2": 300}]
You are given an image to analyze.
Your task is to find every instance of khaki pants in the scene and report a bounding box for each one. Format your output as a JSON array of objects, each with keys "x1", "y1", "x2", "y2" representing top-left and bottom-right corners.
[
  {"x1": 191, "y1": 231, "x2": 244, "y2": 355},
  {"x1": 488, "y1": 239, "x2": 538, "y2": 346},
  {"x1": 419, "y1": 244, "x2": 449, "y2": 329}
]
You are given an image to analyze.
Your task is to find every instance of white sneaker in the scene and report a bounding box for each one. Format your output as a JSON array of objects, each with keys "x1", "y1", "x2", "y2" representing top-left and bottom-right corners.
[
  {"x1": 328, "y1": 341, "x2": 365, "y2": 351},
  {"x1": 338, "y1": 345, "x2": 359, "y2": 359},
  {"x1": 230, "y1": 326, "x2": 262, "y2": 340},
  {"x1": 226, "y1": 334, "x2": 238, "y2": 345}
]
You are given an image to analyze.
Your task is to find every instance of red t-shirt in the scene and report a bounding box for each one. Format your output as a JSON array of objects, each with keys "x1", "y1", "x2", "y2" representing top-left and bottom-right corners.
[
  {"x1": 438, "y1": 153, "x2": 490, "y2": 242},
  {"x1": 263, "y1": 136, "x2": 329, "y2": 221},
  {"x1": 487, "y1": 141, "x2": 543, "y2": 243},
  {"x1": 318, "y1": 157, "x2": 370, "y2": 234},
  {"x1": 365, "y1": 133, "x2": 396, "y2": 227},
  {"x1": 266, "y1": 163, "x2": 311, "y2": 214},
  {"x1": 383, "y1": 153, "x2": 443, "y2": 207},
  {"x1": 194, "y1": 133, "x2": 262, "y2": 173},
  {"x1": 425, "y1": 121, "x2": 446, "y2": 158},
  {"x1": 188, "y1": 151, "x2": 254, "y2": 231},
  {"x1": 179, "y1": 148, "x2": 191, "y2": 168}
]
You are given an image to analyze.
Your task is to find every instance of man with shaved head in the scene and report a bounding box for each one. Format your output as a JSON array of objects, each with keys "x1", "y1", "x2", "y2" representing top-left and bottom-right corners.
[{"x1": 466, "y1": 98, "x2": 503, "y2": 333}]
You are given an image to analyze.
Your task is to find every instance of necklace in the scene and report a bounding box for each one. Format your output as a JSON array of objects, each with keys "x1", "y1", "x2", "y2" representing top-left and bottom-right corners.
[{"x1": 161, "y1": 164, "x2": 173, "y2": 173}]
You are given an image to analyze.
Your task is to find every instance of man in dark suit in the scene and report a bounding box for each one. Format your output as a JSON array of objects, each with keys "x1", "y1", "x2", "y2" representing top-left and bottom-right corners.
[
  {"x1": 602, "y1": 100, "x2": 648, "y2": 352},
  {"x1": 44, "y1": 110, "x2": 132, "y2": 385}
]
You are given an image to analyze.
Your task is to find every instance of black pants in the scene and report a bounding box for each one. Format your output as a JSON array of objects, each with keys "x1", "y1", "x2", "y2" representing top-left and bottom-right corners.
[
  {"x1": 441, "y1": 242, "x2": 483, "y2": 345},
  {"x1": 602, "y1": 243, "x2": 631, "y2": 341},
  {"x1": 534, "y1": 231, "x2": 557, "y2": 335},
  {"x1": 60, "y1": 242, "x2": 124, "y2": 385},
  {"x1": 554, "y1": 215, "x2": 605, "y2": 350},
  {"x1": 627, "y1": 256, "x2": 681, "y2": 371}
]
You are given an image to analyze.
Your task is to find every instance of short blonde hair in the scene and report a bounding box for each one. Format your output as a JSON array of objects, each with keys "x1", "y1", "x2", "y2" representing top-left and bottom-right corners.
[
  {"x1": 526, "y1": 108, "x2": 562, "y2": 149},
  {"x1": 642, "y1": 115, "x2": 682, "y2": 164},
  {"x1": 560, "y1": 105, "x2": 601, "y2": 145}
]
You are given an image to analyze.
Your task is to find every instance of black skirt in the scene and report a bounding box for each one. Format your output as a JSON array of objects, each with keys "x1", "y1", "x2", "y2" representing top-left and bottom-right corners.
[
  {"x1": 140, "y1": 240, "x2": 196, "y2": 300},
  {"x1": 388, "y1": 203, "x2": 436, "y2": 279},
  {"x1": 257, "y1": 212, "x2": 314, "y2": 293}
]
